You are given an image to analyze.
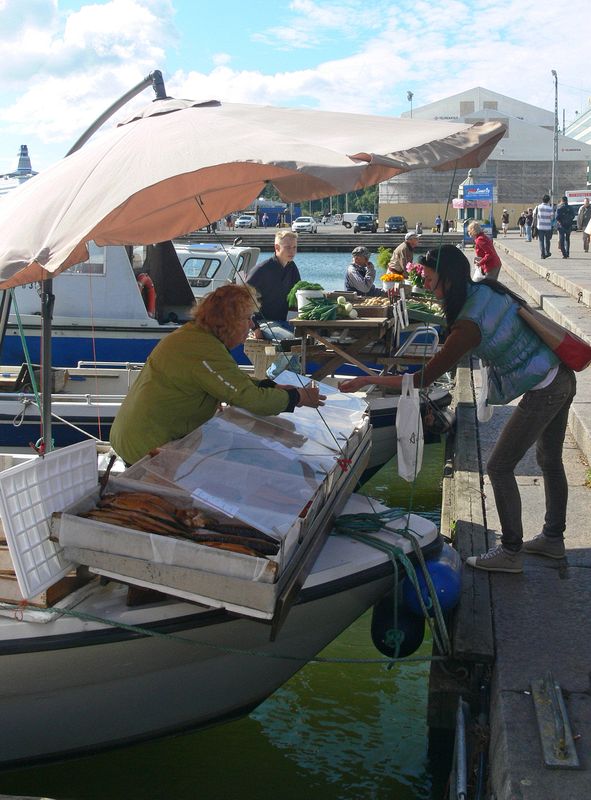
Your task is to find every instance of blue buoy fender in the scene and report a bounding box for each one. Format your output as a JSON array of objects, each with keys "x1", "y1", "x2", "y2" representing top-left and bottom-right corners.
[{"x1": 402, "y1": 542, "x2": 462, "y2": 617}]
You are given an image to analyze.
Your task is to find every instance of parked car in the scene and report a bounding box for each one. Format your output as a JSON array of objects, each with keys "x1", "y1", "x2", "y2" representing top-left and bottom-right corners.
[
  {"x1": 384, "y1": 215, "x2": 408, "y2": 233},
  {"x1": 291, "y1": 216, "x2": 318, "y2": 233},
  {"x1": 353, "y1": 214, "x2": 378, "y2": 233},
  {"x1": 234, "y1": 215, "x2": 257, "y2": 228}
]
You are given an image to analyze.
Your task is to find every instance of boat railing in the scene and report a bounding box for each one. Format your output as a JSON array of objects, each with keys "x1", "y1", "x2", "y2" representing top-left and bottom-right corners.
[
  {"x1": 2, "y1": 391, "x2": 128, "y2": 406},
  {"x1": 75, "y1": 360, "x2": 145, "y2": 370}
]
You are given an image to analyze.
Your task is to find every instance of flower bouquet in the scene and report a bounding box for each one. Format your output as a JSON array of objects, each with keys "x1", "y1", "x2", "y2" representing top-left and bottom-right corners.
[
  {"x1": 406, "y1": 262, "x2": 425, "y2": 290},
  {"x1": 380, "y1": 271, "x2": 404, "y2": 299}
]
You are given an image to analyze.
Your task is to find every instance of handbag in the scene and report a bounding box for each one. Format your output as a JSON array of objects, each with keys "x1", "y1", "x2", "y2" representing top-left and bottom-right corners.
[
  {"x1": 517, "y1": 306, "x2": 591, "y2": 372},
  {"x1": 396, "y1": 373, "x2": 424, "y2": 482}
]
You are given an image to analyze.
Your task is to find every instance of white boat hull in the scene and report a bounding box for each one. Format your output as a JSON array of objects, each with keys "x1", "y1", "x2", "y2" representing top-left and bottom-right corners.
[{"x1": 0, "y1": 517, "x2": 439, "y2": 767}]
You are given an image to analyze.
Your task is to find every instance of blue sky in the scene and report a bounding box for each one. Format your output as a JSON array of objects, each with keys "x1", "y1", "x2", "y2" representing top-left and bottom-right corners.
[{"x1": 0, "y1": 0, "x2": 588, "y2": 174}]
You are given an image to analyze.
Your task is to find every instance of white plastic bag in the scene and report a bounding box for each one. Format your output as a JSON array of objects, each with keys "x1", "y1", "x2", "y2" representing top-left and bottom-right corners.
[
  {"x1": 477, "y1": 359, "x2": 493, "y2": 422},
  {"x1": 472, "y1": 263, "x2": 486, "y2": 282},
  {"x1": 396, "y1": 373, "x2": 424, "y2": 482}
]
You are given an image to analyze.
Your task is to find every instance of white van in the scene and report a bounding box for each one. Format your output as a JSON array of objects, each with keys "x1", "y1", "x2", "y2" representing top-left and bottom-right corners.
[{"x1": 341, "y1": 212, "x2": 361, "y2": 229}]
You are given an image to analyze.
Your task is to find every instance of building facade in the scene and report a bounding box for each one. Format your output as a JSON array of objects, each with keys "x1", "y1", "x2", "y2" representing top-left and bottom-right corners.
[{"x1": 379, "y1": 88, "x2": 591, "y2": 230}]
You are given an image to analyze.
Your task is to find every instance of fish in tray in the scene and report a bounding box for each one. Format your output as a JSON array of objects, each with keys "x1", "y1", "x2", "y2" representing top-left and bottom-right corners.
[{"x1": 72, "y1": 491, "x2": 280, "y2": 559}]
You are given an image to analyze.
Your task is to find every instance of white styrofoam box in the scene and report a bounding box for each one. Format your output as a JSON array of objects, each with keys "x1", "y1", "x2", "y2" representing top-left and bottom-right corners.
[
  {"x1": 56, "y1": 485, "x2": 278, "y2": 584},
  {"x1": 52, "y1": 427, "x2": 372, "y2": 620},
  {"x1": 0, "y1": 441, "x2": 98, "y2": 599}
]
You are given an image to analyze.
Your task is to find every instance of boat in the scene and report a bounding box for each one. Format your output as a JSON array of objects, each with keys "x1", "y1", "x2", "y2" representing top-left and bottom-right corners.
[
  {"x1": 0, "y1": 355, "x2": 453, "y2": 479},
  {"x1": 1, "y1": 240, "x2": 260, "y2": 367},
  {"x1": 0, "y1": 396, "x2": 441, "y2": 768}
]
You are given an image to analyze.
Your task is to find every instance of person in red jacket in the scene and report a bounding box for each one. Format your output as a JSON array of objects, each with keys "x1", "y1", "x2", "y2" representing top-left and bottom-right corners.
[{"x1": 467, "y1": 221, "x2": 502, "y2": 280}]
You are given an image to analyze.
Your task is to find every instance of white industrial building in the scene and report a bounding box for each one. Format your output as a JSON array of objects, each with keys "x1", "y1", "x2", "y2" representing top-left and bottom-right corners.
[
  {"x1": 565, "y1": 103, "x2": 591, "y2": 147},
  {"x1": 379, "y1": 87, "x2": 591, "y2": 230}
]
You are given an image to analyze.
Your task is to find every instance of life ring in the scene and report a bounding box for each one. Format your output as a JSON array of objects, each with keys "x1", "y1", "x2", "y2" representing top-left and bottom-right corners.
[{"x1": 136, "y1": 273, "x2": 156, "y2": 318}]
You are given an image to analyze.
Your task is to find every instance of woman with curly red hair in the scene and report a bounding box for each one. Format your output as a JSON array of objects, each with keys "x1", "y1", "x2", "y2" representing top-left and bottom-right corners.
[{"x1": 111, "y1": 284, "x2": 324, "y2": 464}]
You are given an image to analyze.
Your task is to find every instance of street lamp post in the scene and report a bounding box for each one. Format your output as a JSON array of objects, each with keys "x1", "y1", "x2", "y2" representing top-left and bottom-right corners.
[
  {"x1": 407, "y1": 91, "x2": 414, "y2": 118},
  {"x1": 551, "y1": 70, "x2": 558, "y2": 204}
]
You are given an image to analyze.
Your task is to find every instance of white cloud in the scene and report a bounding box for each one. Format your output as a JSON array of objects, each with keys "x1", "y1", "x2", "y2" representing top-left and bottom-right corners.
[
  {"x1": 212, "y1": 52, "x2": 232, "y2": 66},
  {"x1": 0, "y1": 0, "x2": 176, "y2": 153},
  {"x1": 0, "y1": 0, "x2": 588, "y2": 172},
  {"x1": 253, "y1": 0, "x2": 382, "y2": 50}
]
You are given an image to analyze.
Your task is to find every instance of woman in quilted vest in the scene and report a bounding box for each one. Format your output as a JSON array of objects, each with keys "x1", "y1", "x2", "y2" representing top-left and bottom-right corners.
[{"x1": 339, "y1": 245, "x2": 576, "y2": 574}]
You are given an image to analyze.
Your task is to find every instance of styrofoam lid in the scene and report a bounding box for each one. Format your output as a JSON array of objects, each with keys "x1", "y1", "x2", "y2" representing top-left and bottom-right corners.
[{"x1": 0, "y1": 440, "x2": 98, "y2": 599}]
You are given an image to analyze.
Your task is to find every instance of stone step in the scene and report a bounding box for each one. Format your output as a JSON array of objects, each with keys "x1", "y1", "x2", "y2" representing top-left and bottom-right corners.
[
  {"x1": 177, "y1": 231, "x2": 463, "y2": 252},
  {"x1": 497, "y1": 241, "x2": 591, "y2": 309}
]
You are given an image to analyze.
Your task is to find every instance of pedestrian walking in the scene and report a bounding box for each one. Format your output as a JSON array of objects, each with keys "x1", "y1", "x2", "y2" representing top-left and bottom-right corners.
[
  {"x1": 524, "y1": 208, "x2": 533, "y2": 242},
  {"x1": 467, "y1": 221, "x2": 502, "y2": 280},
  {"x1": 555, "y1": 196, "x2": 575, "y2": 259},
  {"x1": 501, "y1": 209, "x2": 509, "y2": 236},
  {"x1": 577, "y1": 198, "x2": 591, "y2": 253},
  {"x1": 535, "y1": 194, "x2": 554, "y2": 258}
]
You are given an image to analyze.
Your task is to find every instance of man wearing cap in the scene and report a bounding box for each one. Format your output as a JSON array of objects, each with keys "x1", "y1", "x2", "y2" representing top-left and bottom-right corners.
[
  {"x1": 387, "y1": 232, "x2": 421, "y2": 276},
  {"x1": 345, "y1": 246, "x2": 379, "y2": 296},
  {"x1": 501, "y1": 209, "x2": 509, "y2": 236}
]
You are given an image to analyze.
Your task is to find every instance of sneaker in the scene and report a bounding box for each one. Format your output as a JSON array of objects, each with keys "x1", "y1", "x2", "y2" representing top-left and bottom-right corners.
[
  {"x1": 465, "y1": 544, "x2": 523, "y2": 573},
  {"x1": 522, "y1": 533, "x2": 565, "y2": 560}
]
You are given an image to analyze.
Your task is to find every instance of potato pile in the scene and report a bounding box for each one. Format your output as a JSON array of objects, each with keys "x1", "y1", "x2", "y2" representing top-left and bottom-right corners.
[{"x1": 357, "y1": 297, "x2": 391, "y2": 306}]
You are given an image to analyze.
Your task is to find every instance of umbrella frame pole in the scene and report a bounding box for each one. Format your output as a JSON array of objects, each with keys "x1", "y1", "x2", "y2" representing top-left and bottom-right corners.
[
  {"x1": 41, "y1": 279, "x2": 55, "y2": 452},
  {"x1": 66, "y1": 70, "x2": 168, "y2": 156},
  {"x1": 38, "y1": 69, "x2": 170, "y2": 451},
  {"x1": 0, "y1": 289, "x2": 11, "y2": 356}
]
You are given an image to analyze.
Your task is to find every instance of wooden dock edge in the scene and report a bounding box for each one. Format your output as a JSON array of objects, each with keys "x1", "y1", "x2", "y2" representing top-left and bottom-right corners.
[{"x1": 428, "y1": 359, "x2": 495, "y2": 731}]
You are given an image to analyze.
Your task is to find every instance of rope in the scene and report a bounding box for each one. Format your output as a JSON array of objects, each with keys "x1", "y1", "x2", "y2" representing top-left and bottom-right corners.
[
  {"x1": 0, "y1": 600, "x2": 446, "y2": 666},
  {"x1": 333, "y1": 511, "x2": 452, "y2": 656},
  {"x1": 9, "y1": 289, "x2": 42, "y2": 410}
]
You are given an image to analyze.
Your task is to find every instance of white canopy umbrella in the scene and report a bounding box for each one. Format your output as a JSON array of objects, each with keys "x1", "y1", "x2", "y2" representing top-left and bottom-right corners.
[{"x1": 0, "y1": 98, "x2": 505, "y2": 289}]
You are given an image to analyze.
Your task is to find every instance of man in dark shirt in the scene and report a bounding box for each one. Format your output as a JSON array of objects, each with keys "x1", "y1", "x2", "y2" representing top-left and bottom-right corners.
[
  {"x1": 555, "y1": 196, "x2": 575, "y2": 258},
  {"x1": 247, "y1": 230, "x2": 301, "y2": 341}
]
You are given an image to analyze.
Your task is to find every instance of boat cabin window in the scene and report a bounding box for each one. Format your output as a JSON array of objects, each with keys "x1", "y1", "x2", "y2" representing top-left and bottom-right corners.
[
  {"x1": 182, "y1": 254, "x2": 246, "y2": 288},
  {"x1": 63, "y1": 245, "x2": 106, "y2": 276},
  {"x1": 64, "y1": 259, "x2": 106, "y2": 276}
]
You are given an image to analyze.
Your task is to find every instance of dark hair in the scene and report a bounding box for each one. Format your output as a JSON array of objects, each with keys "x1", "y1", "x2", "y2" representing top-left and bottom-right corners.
[
  {"x1": 419, "y1": 244, "x2": 527, "y2": 327},
  {"x1": 542, "y1": 194, "x2": 550, "y2": 203}
]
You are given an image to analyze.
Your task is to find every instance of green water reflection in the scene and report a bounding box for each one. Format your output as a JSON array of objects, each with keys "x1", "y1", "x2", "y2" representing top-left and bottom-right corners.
[{"x1": 0, "y1": 445, "x2": 445, "y2": 800}]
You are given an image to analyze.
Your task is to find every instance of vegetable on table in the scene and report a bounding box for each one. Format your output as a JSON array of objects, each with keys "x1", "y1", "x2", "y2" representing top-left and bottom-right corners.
[
  {"x1": 298, "y1": 297, "x2": 357, "y2": 321},
  {"x1": 286, "y1": 280, "x2": 324, "y2": 309}
]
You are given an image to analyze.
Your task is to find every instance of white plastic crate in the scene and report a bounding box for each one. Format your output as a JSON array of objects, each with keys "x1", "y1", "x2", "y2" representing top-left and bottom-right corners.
[{"x1": 0, "y1": 441, "x2": 98, "y2": 599}]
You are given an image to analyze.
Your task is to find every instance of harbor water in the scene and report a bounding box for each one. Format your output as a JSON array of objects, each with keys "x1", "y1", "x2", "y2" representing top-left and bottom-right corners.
[
  {"x1": 261, "y1": 249, "x2": 393, "y2": 292},
  {"x1": 0, "y1": 252, "x2": 448, "y2": 799}
]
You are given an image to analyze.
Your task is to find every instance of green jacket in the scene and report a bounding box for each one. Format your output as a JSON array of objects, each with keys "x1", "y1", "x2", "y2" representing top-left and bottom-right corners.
[{"x1": 110, "y1": 323, "x2": 293, "y2": 464}]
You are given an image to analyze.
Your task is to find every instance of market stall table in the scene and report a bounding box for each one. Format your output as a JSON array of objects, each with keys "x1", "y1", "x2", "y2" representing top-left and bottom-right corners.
[{"x1": 291, "y1": 315, "x2": 396, "y2": 381}]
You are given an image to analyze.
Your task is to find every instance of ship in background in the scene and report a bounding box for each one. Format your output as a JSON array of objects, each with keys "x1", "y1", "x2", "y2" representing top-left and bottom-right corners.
[{"x1": 0, "y1": 145, "x2": 37, "y2": 199}]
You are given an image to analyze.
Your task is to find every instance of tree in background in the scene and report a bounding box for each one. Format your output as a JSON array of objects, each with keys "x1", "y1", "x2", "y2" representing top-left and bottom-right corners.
[{"x1": 300, "y1": 186, "x2": 378, "y2": 217}]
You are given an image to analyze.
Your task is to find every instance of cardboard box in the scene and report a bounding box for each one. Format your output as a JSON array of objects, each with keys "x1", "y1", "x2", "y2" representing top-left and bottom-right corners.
[{"x1": 352, "y1": 304, "x2": 393, "y2": 318}]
